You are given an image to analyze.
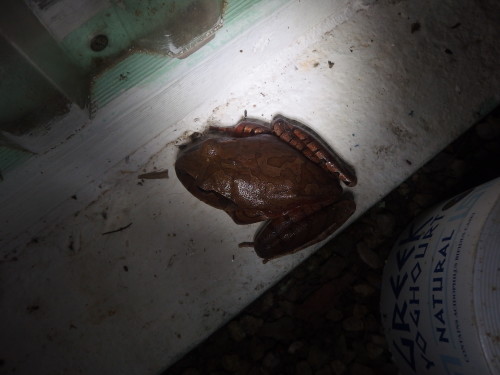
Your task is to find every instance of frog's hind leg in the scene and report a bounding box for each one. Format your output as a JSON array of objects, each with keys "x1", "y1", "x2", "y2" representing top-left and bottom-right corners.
[
  {"x1": 252, "y1": 198, "x2": 356, "y2": 261},
  {"x1": 271, "y1": 117, "x2": 357, "y2": 187},
  {"x1": 209, "y1": 120, "x2": 271, "y2": 137}
]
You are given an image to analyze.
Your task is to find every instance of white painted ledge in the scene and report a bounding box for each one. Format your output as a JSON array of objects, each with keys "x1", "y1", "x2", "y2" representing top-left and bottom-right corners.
[{"x1": 1, "y1": 0, "x2": 499, "y2": 374}]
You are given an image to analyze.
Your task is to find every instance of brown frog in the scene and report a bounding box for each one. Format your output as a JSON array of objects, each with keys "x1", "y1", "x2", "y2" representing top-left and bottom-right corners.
[{"x1": 175, "y1": 116, "x2": 356, "y2": 261}]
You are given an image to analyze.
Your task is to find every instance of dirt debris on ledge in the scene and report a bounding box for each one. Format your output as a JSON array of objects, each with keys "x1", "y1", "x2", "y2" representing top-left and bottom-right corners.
[{"x1": 164, "y1": 106, "x2": 500, "y2": 375}]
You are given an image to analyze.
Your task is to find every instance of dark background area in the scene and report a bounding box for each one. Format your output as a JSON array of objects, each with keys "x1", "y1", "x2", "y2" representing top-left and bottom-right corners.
[{"x1": 164, "y1": 106, "x2": 500, "y2": 375}]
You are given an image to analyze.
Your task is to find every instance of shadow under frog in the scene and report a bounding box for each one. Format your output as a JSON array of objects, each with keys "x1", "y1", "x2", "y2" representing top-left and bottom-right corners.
[{"x1": 175, "y1": 115, "x2": 357, "y2": 262}]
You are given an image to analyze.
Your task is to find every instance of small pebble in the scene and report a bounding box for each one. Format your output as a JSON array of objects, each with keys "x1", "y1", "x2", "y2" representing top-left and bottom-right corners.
[
  {"x1": 296, "y1": 360, "x2": 313, "y2": 375},
  {"x1": 424, "y1": 151, "x2": 455, "y2": 172},
  {"x1": 342, "y1": 316, "x2": 364, "y2": 332},
  {"x1": 352, "y1": 304, "x2": 369, "y2": 318},
  {"x1": 316, "y1": 365, "x2": 334, "y2": 375},
  {"x1": 221, "y1": 354, "x2": 241, "y2": 372},
  {"x1": 364, "y1": 314, "x2": 381, "y2": 331},
  {"x1": 397, "y1": 182, "x2": 411, "y2": 196},
  {"x1": 448, "y1": 159, "x2": 468, "y2": 179},
  {"x1": 330, "y1": 360, "x2": 347, "y2": 375},
  {"x1": 259, "y1": 316, "x2": 297, "y2": 341},
  {"x1": 366, "y1": 342, "x2": 385, "y2": 359},
  {"x1": 249, "y1": 337, "x2": 267, "y2": 361},
  {"x1": 240, "y1": 315, "x2": 263, "y2": 335},
  {"x1": 476, "y1": 118, "x2": 500, "y2": 140},
  {"x1": 258, "y1": 293, "x2": 274, "y2": 312},
  {"x1": 288, "y1": 340, "x2": 305, "y2": 354},
  {"x1": 325, "y1": 308, "x2": 343, "y2": 322},
  {"x1": 262, "y1": 352, "x2": 280, "y2": 369},
  {"x1": 341, "y1": 350, "x2": 356, "y2": 364},
  {"x1": 353, "y1": 283, "x2": 376, "y2": 297},
  {"x1": 307, "y1": 345, "x2": 329, "y2": 369},
  {"x1": 413, "y1": 193, "x2": 435, "y2": 207},
  {"x1": 321, "y1": 255, "x2": 348, "y2": 278},
  {"x1": 228, "y1": 321, "x2": 246, "y2": 342},
  {"x1": 375, "y1": 212, "x2": 396, "y2": 236},
  {"x1": 356, "y1": 242, "x2": 383, "y2": 269},
  {"x1": 370, "y1": 334, "x2": 388, "y2": 347},
  {"x1": 350, "y1": 363, "x2": 375, "y2": 375}
]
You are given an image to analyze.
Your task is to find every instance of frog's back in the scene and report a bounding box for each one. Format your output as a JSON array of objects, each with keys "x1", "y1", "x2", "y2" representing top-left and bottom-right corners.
[{"x1": 194, "y1": 135, "x2": 342, "y2": 223}]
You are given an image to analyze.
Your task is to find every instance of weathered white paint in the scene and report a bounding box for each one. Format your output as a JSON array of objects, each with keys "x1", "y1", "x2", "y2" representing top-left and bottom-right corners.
[{"x1": 1, "y1": 0, "x2": 499, "y2": 374}]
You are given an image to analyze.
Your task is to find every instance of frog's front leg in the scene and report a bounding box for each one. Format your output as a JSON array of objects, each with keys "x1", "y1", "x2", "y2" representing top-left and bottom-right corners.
[
  {"x1": 244, "y1": 198, "x2": 356, "y2": 261},
  {"x1": 209, "y1": 116, "x2": 357, "y2": 186},
  {"x1": 271, "y1": 117, "x2": 357, "y2": 187},
  {"x1": 209, "y1": 120, "x2": 271, "y2": 137}
]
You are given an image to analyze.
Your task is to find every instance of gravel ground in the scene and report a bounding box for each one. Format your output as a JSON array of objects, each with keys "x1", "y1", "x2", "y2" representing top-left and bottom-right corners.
[{"x1": 164, "y1": 107, "x2": 500, "y2": 375}]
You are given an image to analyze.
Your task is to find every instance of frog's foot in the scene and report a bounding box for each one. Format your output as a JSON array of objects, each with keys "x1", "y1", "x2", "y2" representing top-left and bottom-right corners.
[
  {"x1": 238, "y1": 242, "x2": 271, "y2": 264},
  {"x1": 271, "y1": 117, "x2": 357, "y2": 187}
]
